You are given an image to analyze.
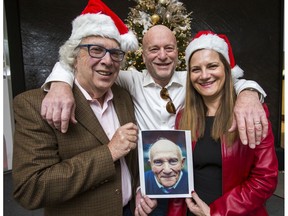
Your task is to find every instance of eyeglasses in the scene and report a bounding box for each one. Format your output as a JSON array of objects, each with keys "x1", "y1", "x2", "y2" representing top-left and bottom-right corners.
[
  {"x1": 78, "y1": 44, "x2": 125, "y2": 62},
  {"x1": 160, "y1": 87, "x2": 176, "y2": 114}
]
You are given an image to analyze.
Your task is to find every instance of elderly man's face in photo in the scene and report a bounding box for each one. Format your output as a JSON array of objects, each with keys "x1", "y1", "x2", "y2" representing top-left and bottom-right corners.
[{"x1": 149, "y1": 139, "x2": 185, "y2": 188}]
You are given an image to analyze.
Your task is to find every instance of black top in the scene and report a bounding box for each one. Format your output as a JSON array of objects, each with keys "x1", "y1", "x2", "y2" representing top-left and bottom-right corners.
[{"x1": 188, "y1": 116, "x2": 222, "y2": 216}]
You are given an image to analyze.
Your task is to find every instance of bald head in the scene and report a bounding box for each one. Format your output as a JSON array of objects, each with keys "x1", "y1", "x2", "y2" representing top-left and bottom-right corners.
[
  {"x1": 142, "y1": 25, "x2": 177, "y2": 50},
  {"x1": 149, "y1": 139, "x2": 182, "y2": 160}
]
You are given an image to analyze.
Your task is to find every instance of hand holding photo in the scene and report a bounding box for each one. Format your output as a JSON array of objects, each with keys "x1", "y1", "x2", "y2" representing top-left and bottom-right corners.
[{"x1": 138, "y1": 130, "x2": 194, "y2": 198}]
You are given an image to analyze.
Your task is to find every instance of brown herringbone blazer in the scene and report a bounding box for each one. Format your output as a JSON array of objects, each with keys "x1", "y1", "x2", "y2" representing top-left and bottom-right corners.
[{"x1": 12, "y1": 84, "x2": 138, "y2": 216}]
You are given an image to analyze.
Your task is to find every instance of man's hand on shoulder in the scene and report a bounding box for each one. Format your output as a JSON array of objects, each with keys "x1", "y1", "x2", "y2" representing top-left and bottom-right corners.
[
  {"x1": 229, "y1": 89, "x2": 268, "y2": 148},
  {"x1": 41, "y1": 81, "x2": 76, "y2": 133}
]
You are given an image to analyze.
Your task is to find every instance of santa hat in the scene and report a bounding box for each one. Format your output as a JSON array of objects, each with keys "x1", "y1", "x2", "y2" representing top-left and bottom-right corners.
[
  {"x1": 185, "y1": 31, "x2": 244, "y2": 79},
  {"x1": 69, "y1": 0, "x2": 138, "y2": 52}
]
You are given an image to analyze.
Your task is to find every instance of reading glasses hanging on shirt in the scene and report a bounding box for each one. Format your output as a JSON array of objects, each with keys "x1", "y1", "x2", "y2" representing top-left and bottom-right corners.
[{"x1": 160, "y1": 87, "x2": 176, "y2": 114}]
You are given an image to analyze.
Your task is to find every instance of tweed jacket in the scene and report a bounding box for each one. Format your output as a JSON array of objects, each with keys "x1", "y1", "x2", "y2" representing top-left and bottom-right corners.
[{"x1": 12, "y1": 84, "x2": 139, "y2": 216}]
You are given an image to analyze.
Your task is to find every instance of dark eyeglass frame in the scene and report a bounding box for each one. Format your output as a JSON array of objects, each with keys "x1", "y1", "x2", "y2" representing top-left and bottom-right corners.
[
  {"x1": 160, "y1": 87, "x2": 176, "y2": 114},
  {"x1": 78, "y1": 44, "x2": 125, "y2": 62}
]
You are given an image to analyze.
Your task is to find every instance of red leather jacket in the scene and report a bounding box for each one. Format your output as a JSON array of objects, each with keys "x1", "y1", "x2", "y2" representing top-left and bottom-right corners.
[{"x1": 167, "y1": 104, "x2": 278, "y2": 216}]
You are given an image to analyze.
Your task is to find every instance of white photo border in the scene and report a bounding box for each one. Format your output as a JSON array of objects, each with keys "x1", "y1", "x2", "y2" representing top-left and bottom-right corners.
[{"x1": 138, "y1": 129, "x2": 194, "y2": 198}]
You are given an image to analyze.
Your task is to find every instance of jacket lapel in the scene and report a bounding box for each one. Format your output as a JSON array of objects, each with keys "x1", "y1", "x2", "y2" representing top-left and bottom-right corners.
[{"x1": 73, "y1": 85, "x2": 110, "y2": 145}]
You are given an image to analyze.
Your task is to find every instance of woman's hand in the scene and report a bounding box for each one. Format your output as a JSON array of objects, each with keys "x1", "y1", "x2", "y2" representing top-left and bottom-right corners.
[{"x1": 185, "y1": 192, "x2": 210, "y2": 216}]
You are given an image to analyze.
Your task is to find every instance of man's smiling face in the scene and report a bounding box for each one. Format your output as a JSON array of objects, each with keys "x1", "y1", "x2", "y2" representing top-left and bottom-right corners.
[{"x1": 149, "y1": 139, "x2": 185, "y2": 188}]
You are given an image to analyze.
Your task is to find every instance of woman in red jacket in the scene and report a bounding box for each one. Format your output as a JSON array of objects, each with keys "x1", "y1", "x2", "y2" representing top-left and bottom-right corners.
[{"x1": 168, "y1": 31, "x2": 278, "y2": 216}]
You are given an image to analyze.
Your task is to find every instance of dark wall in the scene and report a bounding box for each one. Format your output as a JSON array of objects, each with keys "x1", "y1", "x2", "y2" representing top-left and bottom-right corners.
[
  {"x1": 187, "y1": 0, "x2": 284, "y2": 149},
  {"x1": 5, "y1": 0, "x2": 283, "y2": 146}
]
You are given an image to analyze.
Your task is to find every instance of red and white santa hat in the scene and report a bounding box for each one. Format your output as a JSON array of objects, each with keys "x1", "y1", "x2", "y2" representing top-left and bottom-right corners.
[
  {"x1": 69, "y1": 0, "x2": 138, "y2": 52},
  {"x1": 185, "y1": 31, "x2": 244, "y2": 79}
]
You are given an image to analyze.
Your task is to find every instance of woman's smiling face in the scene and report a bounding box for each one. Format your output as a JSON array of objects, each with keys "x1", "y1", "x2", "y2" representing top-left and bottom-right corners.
[{"x1": 189, "y1": 49, "x2": 226, "y2": 101}]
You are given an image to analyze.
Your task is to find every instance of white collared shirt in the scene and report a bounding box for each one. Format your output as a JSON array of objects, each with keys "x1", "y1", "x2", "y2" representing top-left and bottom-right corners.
[
  {"x1": 44, "y1": 62, "x2": 266, "y2": 130},
  {"x1": 116, "y1": 69, "x2": 187, "y2": 130},
  {"x1": 115, "y1": 68, "x2": 266, "y2": 130}
]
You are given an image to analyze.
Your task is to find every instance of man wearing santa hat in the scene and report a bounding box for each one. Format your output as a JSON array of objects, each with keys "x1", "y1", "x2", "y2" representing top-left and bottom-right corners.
[
  {"x1": 39, "y1": 0, "x2": 268, "y2": 215},
  {"x1": 12, "y1": 0, "x2": 139, "y2": 215},
  {"x1": 41, "y1": 7, "x2": 267, "y2": 151}
]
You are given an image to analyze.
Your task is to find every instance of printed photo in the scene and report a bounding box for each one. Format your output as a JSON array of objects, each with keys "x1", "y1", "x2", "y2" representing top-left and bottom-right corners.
[{"x1": 138, "y1": 130, "x2": 194, "y2": 198}]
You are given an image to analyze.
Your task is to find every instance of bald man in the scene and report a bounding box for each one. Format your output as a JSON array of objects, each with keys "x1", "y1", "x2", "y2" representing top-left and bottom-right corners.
[
  {"x1": 145, "y1": 138, "x2": 188, "y2": 195},
  {"x1": 41, "y1": 25, "x2": 268, "y2": 215}
]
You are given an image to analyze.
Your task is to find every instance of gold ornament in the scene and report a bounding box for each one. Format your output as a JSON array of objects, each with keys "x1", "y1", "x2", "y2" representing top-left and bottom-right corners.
[
  {"x1": 151, "y1": 14, "x2": 160, "y2": 25},
  {"x1": 159, "y1": 0, "x2": 167, "y2": 5}
]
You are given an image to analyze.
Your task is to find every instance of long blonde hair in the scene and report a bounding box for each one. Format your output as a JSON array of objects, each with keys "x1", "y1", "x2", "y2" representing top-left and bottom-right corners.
[{"x1": 179, "y1": 52, "x2": 238, "y2": 146}]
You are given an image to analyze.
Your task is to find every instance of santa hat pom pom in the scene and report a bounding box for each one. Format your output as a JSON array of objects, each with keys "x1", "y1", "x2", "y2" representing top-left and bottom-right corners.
[{"x1": 120, "y1": 30, "x2": 139, "y2": 51}]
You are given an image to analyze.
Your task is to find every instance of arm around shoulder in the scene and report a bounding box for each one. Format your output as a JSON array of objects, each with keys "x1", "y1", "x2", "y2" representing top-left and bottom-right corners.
[
  {"x1": 42, "y1": 62, "x2": 75, "y2": 91},
  {"x1": 41, "y1": 62, "x2": 77, "y2": 133},
  {"x1": 233, "y1": 78, "x2": 266, "y2": 103}
]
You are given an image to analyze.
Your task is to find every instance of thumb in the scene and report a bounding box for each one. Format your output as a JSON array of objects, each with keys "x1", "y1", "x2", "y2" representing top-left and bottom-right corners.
[
  {"x1": 70, "y1": 104, "x2": 77, "y2": 124},
  {"x1": 192, "y1": 192, "x2": 206, "y2": 209},
  {"x1": 191, "y1": 191, "x2": 201, "y2": 204}
]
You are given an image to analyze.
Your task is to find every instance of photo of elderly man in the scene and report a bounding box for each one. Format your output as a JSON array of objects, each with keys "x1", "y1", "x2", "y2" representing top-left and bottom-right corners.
[{"x1": 145, "y1": 138, "x2": 189, "y2": 195}]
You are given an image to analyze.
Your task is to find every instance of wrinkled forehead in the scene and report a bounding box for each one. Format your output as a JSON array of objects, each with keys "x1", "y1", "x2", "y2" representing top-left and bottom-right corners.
[{"x1": 150, "y1": 140, "x2": 181, "y2": 159}]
